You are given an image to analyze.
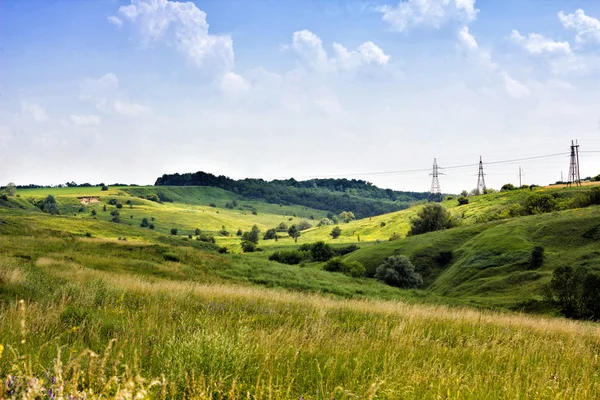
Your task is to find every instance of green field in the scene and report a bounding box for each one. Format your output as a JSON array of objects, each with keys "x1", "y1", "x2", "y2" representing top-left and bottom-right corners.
[{"x1": 2, "y1": 183, "x2": 600, "y2": 398}]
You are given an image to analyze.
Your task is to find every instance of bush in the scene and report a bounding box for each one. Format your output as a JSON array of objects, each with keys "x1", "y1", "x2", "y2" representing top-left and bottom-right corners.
[
  {"x1": 501, "y1": 183, "x2": 516, "y2": 191},
  {"x1": 140, "y1": 217, "x2": 149, "y2": 227},
  {"x1": 197, "y1": 234, "x2": 216, "y2": 244},
  {"x1": 523, "y1": 193, "x2": 557, "y2": 215},
  {"x1": 116, "y1": 203, "x2": 123, "y2": 209},
  {"x1": 236, "y1": 229, "x2": 243, "y2": 236},
  {"x1": 345, "y1": 261, "x2": 366, "y2": 278},
  {"x1": 242, "y1": 225, "x2": 260, "y2": 244},
  {"x1": 530, "y1": 246, "x2": 544, "y2": 269},
  {"x1": 170, "y1": 228, "x2": 178, "y2": 235},
  {"x1": 380, "y1": 221, "x2": 386, "y2": 227},
  {"x1": 587, "y1": 187, "x2": 600, "y2": 206},
  {"x1": 91, "y1": 209, "x2": 97, "y2": 216},
  {"x1": 297, "y1": 220, "x2": 313, "y2": 230},
  {"x1": 323, "y1": 257, "x2": 345, "y2": 273},
  {"x1": 0, "y1": 193, "x2": 7, "y2": 201},
  {"x1": 263, "y1": 228, "x2": 277, "y2": 240},
  {"x1": 323, "y1": 258, "x2": 365, "y2": 277},
  {"x1": 101, "y1": 186, "x2": 108, "y2": 191},
  {"x1": 309, "y1": 241, "x2": 334, "y2": 261},
  {"x1": 547, "y1": 266, "x2": 600, "y2": 320},
  {"x1": 252, "y1": 210, "x2": 258, "y2": 215},
  {"x1": 164, "y1": 252, "x2": 181, "y2": 262},
  {"x1": 457, "y1": 197, "x2": 469, "y2": 206},
  {"x1": 209, "y1": 203, "x2": 216, "y2": 208},
  {"x1": 339, "y1": 211, "x2": 355, "y2": 223},
  {"x1": 276, "y1": 222, "x2": 288, "y2": 232},
  {"x1": 408, "y1": 203, "x2": 454, "y2": 236},
  {"x1": 389, "y1": 233, "x2": 401, "y2": 241},
  {"x1": 149, "y1": 223, "x2": 155, "y2": 230},
  {"x1": 195, "y1": 228, "x2": 201, "y2": 236},
  {"x1": 330, "y1": 226, "x2": 342, "y2": 239},
  {"x1": 288, "y1": 225, "x2": 301, "y2": 242},
  {"x1": 241, "y1": 241, "x2": 257, "y2": 252},
  {"x1": 317, "y1": 218, "x2": 334, "y2": 227},
  {"x1": 218, "y1": 247, "x2": 228, "y2": 254},
  {"x1": 335, "y1": 244, "x2": 360, "y2": 256},
  {"x1": 269, "y1": 250, "x2": 307, "y2": 265},
  {"x1": 107, "y1": 198, "x2": 118, "y2": 206},
  {"x1": 42, "y1": 195, "x2": 60, "y2": 215},
  {"x1": 375, "y1": 256, "x2": 423, "y2": 288}
]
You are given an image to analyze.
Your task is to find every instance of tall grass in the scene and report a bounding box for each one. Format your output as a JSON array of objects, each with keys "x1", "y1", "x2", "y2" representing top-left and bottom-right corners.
[{"x1": 2, "y1": 258, "x2": 600, "y2": 399}]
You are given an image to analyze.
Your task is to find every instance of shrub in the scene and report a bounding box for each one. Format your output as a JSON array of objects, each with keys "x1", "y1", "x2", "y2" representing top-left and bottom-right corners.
[
  {"x1": 263, "y1": 228, "x2": 277, "y2": 240},
  {"x1": 345, "y1": 261, "x2": 366, "y2": 278},
  {"x1": 547, "y1": 266, "x2": 600, "y2": 320},
  {"x1": 252, "y1": 210, "x2": 258, "y2": 215},
  {"x1": 529, "y1": 246, "x2": 544, "y2": 269},
  {"x1": 218, "y1": 247, "x2": 228, "y2": 254},
  {"x1": 241, "y1": 241, "x2": 257, "y2": 252},
  {"x1": 78, "y1": 206, "x2": 85, "y2": 213},
  {"x1": 42, "y1": 195, "x2": 60, "y2": 215},
  {"x1": 317, "y1": 218, "x2": 334, "y2": 227},
  {"x1": 323, "y1": 257, "x2": 345, "y2": 273},
  {"x1": 6, "y1": 182, "x2": 16, "y2": 196},
  {"x1": 330, "y1": 226, "x2": 342, "y2": 239},
  {"x1": 170, "y1": 228, "x2": 178, "y2": 235},
  {"x1": 0, "y1": 194, "x2": 7, "y2": 201},
  {"x1": 523, "y1": 193, "x2": 557, "y2": 215},
  {"x1": 375, "y1": 255, "x2": 423, "y2": 288},
  {"x1": 116, "y1": 203, "x2": 123, "y2": 209},
  {"x1": 457, "y1": 197, "x2": 469, "y2": 206},
  {"x1": 288, "y1": 225, "x2": 301, "y2": 242},
  {"x1": 588, "y1": 187, "x2": 600, "y2": 206},
  {"x1": 219, "y1": 229, "x2": 230, "y2": 236},
  {"x1": 242, "y1": 225, "x2": 260, "y2": 244},
  {"x1": 195, "y1": 228, "x2": 201, "y2": 236},
  {"x1": 501, "y1": 183, "x2": 516, "y2": 191},
  {"x1": 197, "y1": 234, "x2": 215, "y2": 244},
  {"x1": 236, "y1": 229, "x2": 243, "y2": 236},
  {"x1": 335, "y1": 244, "x2": 360, "y2": 256},
  {"x1": 339, "y1": 211, "x2": 355, "y2": 223},
  {"x1": 389, "y1": 233, "x2": 401, "y2": 241},
  {"x1": 309, "y1": 241, "x2": 334, "y2": 261},
  {"x1": 297, "y1": 220, "x2": 313, "y2": 230},
  {"x1": 380, "y1": 221, "x2": 386, "y2": 227},
  {"x1": 103, "y1": 205, "x2": 107, "y2": 212},
  {"x1": 209, "y1": 203, "x2": 216, "y2": 208},
  {"x1": 91, "y1": 209, "x2": 97, "y2": 216},
  {"x1": 232, "y1": 200, "x2": 238, "y2": 207},
  {"x1": 111, "y1": 213, "x2": 120, "y2": 223},
  {"x1": 276, "y1": 222, "x2": 288, "y2": 232},
  {"x1": 188, "y1": 234, "x2": 193, "y2": 239},
  {"x1": 107, "y1": 198, "x2": 118, "y2": 206},
  {"x1": 408, "y1": 203, "x2": 454, "y2": 236},
  {"x1": 163, "y1": 252, "x2": 181, "y2": 262},
  {"x1": 269, "y1": 250, "x2": 307, "y2": 265},
  {"x1": 149, "y1": 223, "x2": 155, "y2": 230},
  {"x1": 101, "y1": 185, "x2": 108, "y2": 191}
]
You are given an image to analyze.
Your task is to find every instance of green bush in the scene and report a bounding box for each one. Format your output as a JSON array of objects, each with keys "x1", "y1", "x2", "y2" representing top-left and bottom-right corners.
[
  {"x1": 501, "y1": 183, "x2": 516, "y2": 191},
  {"x1": 241, "y1": 241, "x2": 257, "y2": 253},
  {"x1": 408, "y1": 203, "x2": 454, "y2": 236},
  {"x1": 547, "y1": 266, "x2": 600, "y2": 320},
  {"x1": 309, "y1": 241, "x2": 334, "y2": 262},
  {"x1": 323, "y1": 258, "x2": 365, "y2": 278},
  {"x1": 457, "y1": 197, "x2": 469, "y2": 206},
  {"x1": 330, "y1": 226, "x2": 342, "y2": 239},
  {"x1": 297, "y1": 220, "x2": 313, "y2": 230},
  {"x1": 335, "y1": 244, "x2": 360, "y2": 256},
  {"x1": 269, "y1": 250, "x2": 307, "y2": 265},
  {"x1": 375, "y1": 255, "x2": 423, "y2": 288},
  {"x1": 323, "y1": 257, "x2": 345, "y2": 273},
  {"x1": 170, "y1": 228, "x2": 178, "y2": 235},
  {"x1": 263, "y1": 228, "x2": 277, "y2": 240},
  {"x1": 140, "y1": 217, "x2": 149, "y2": 228},
  {"x1": 41, "y1": 195, "x2": 60, "y2": 215},
  {"x1": 197, "y1": 234, "x2": 215, "y2": 244},
  {"x1": 529, "y1": 246, "x2": 544, "y2": 269},
  {"x1": 149, "y1": 223, "x2": 155, "y2": 230},
  {"x1": 523, "y1": 193, "x2": 557, "y2": 215}
]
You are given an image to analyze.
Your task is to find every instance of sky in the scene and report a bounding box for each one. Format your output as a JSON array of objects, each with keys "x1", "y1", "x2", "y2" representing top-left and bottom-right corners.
[{"x1": 2, "y1": 0, "x2": 600, "y2": 193}]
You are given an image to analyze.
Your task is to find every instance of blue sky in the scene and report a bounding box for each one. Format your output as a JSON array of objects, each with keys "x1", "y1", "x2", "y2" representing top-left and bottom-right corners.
[{"x1": 2, "y1": 0, "x2": 600, "y2": 192}]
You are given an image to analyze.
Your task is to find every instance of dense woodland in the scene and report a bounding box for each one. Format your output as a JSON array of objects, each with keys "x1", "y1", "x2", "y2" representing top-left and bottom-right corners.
[{"x1": 155, "y1": 171, "x2": 429, "y2": 217}]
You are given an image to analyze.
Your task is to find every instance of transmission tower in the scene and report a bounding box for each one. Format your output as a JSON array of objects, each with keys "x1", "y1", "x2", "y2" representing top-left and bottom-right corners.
[
  {"x1": 476, "y1": 156, "x2": 486, "y2": 195},
  {"x1": 567, "y1": 140, "x2": 581, "y2": 187},
  {"x1": 429, "y1": 158, "x2": 443, "y2": 202}
]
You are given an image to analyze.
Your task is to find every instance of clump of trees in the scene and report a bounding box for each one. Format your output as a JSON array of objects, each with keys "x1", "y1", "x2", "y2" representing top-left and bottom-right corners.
[
  {"x1": 339, "y1": 211, "x2": 355, "y2": 223},
  {"x1": 546, "y1": 266, "x2": 600, "y2": 320},
  {"x1": 408, "y1": 203, "x2": 455, "y2": 236},
  {"x1": 110, "y1": 210, "x2": 120, "y2": 223},
  {"x1": 269, "y1": 242, "x2": 360, "y2": 266},
  {"x1": 241, "y1": 225, "x2": 260, "y2": 252},
  {"x1": 288, "y1": 225, "x2": 301, "y2": 242},
  {"x1": 375, "y1": 255, "x2": 423, "y2": 288}
]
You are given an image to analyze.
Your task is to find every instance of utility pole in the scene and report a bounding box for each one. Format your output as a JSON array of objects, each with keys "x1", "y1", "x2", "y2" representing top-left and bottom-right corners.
[
  {"x1": 476, "y1": 156, "x2": 486, "y2": 195},
  {"x1": 429, "y1": 158, "x2": 443, "y2": 203},
  {"x1": 561, "y1": 171, "x2": 563, "y2": 183},
  {"x1": 567, "y1": 140, "x2": 581, "y2": 187},
  {"x1": 519, "y1": 167, "x2": 522, "y2": 187}
]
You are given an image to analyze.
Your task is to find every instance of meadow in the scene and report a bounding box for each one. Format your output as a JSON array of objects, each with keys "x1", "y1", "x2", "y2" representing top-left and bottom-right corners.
[{"x1": 2, "y1": 183, "x2": 600, "y2": 398}]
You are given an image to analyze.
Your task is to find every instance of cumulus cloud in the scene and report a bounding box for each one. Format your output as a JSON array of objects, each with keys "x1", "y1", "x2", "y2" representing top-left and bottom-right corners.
[
  {"x1": 559, "y1": 9, "x2": 600, "y2": 44},
  {"x1": 510, "y1": 30, "x2": 571, "y2": 55},
  {"x1": 220, "y1": 72, "x2": 251, "y2": 99},
  {"x1": 69, "y1": 114, "x2": 101, "y2": 126},
  {"x1": 21, "y1": 101, "x2": 49, "y2": 122},
  {"x1": 107, "y1": 16, "x2": 123, "y2": 27},
  {"x1": 288, "y1": 30, "x2": 389, "y2": 73},
  {"x1": 379, "y1": 0, "x2": 478, "y2": 32},
  {"x1": 80, "y1": 73, "x2": 150, "y2": 117},
  {"x1": 113, "y1": 0, "x2": 234, "y2": 71},
  {"x1": 500, "y1": 72, "x2": 531, "y2": 98}
]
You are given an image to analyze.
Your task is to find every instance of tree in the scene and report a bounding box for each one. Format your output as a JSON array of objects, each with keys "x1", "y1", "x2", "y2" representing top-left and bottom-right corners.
[
  {"x1": 195, "y1": 228, "x2": 201, "y2": 236},
  {"x1": 523, "y1": 193, "x2": 557, "y2": 215},
  {"x1": 288, "y1": 225, "x2": 301, "y2": 242},
  {"x1": 140, "y1": 217, "x2": 149, "y2": 228},
  {"x1": 241, "y1": 240, "x2": 256, "y2": 252},
  {"x1": 276, "y1": 222, "x2": 288, "y2": 232},
  {"x1": 242, "y1": 225, "x2": 260, "y2": 244},
  {"x1": 460, "y1": 190, "x2": 469, "y2": 197},
  {"x1": 310, "y1": 241, "x2": 334, "y2": 261},
  {"x1": 330, "y1": 226, "x2": 342, "y2": 239},
  {"x1": 317, "y1": 218, "x2": 333, "y2": 227},
  {"x1": 101, "y1": 185, "x2": 109, "y2": 191},
  {"x1": 375, "y1": 256, "x2": 422, "y2": 288},
  {"x1": 501, "y1": 183, "x2": 516, "y2": 191},
  {"x1": 170, "y1": 228, "x2": 178, "y2": 235},
  {"x1": 236, "y1": 229, "x2": 243, "y2": 236},
  {"x1": 408, "y1": 203, "x2": 454, "y2": 236},
  {"x1": 149, "y1": 223, "x2": 155, "y2": 230},
  {"x1": 529, "y1": 246, "x2": 544, "y2": 269},
  {"x1": 103, "y1": 205, "x2": 107, "y2": 212},
  {"x1": 6, "y1": 182, "x2": 16, "y2": 196},
  {"x1": 42, "y1": 195, "x2": 60, "y2": 215},
  {"x1": 297, "y1": 220, "x2": 312, "y2": 230},
  {"x1": 91, "y1": 209, "x2": 97, "y2": 216},
  {"x1": 339, "y1": 211, "x2": 355, "y2": 223},
  {"x1": 457, "y1": 197, "x2": 469, "y2": 206},
  {"x1": 263, "y1": 228, "x2": 277, "y2": 240},
  {"x1": 110, "y1": 210, "x2": 120, "y2": 223}
]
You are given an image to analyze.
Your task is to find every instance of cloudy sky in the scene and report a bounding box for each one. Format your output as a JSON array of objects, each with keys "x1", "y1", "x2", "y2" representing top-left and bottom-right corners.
[{"x1": 2, "y1": 0, "x2": 600, "y2": 193}]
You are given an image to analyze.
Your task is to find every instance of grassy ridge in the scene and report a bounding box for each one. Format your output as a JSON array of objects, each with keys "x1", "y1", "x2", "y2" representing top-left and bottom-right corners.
[{"x1": 2, "y1": 251, "x2": 600, "y2": 398}]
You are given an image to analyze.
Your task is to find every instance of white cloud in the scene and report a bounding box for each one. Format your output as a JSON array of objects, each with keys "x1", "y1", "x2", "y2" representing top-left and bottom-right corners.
[
  {"x1": 288, "y1": 30, "x2": 389, "y2": 73},
  {"x1": 458, "y1": 25, "x2": 478, "y2": 51},
  {"x1": 69, "y1": 114, "x2": 101, "y2": 126},
  {"x1": 333, "y1": 41, "x2": 390, "y2": 70},
  {"x1": 113, "y1": 0, "x2": 234, "y2": 71},
  {"x1": 21, "y1": 101, "x2": 49, "y2": 122},
  {"x1": 559, "y1": 9, "x2": 600, "y2": 44},
  {"x1": 379, "y1": 0, "x2": 478, "y2": 32},
  {"x1": 107, "y1": 16, "x2": 123, "y2": 27},
  {"x1": 114, "y1": 100, "x2": 150, "y2": 117},
  {"x1": 220, "y1": 72, "x2": 251, "y2": 99},
  {"x1": 510, "y1": 30, "x2": 571, "y2": 55},
  {"x1": 500, "y1": 72, "x2": 531, "y2": 98}
]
